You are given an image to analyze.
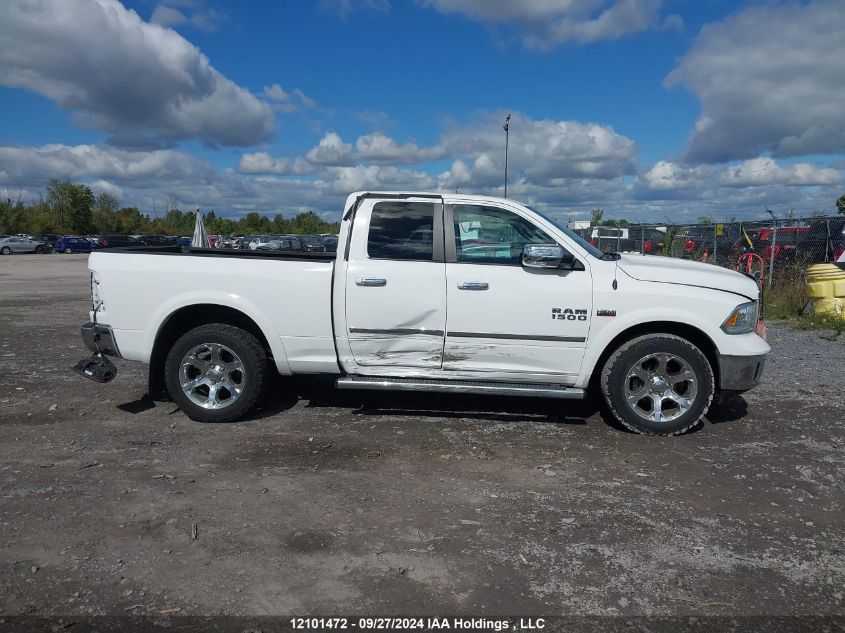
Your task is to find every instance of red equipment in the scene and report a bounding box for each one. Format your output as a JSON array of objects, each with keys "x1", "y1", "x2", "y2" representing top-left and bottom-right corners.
[{"x1": 737, "y1": 252, "x2": 765, "y2": 288}]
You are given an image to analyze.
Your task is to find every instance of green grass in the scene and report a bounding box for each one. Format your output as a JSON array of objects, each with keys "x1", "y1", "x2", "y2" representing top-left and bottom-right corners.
[{"x1": 762, "y1": 266, "x2": 845, "y2": 334}]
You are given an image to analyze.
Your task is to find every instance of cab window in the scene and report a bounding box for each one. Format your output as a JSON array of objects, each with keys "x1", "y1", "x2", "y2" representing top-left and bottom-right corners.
[
  {"x1": 453, "y1": 204, "x2": 553, "y2": 265},
  {"x1": 367, "y1": 201, "x2": 436, "y2": 261}
]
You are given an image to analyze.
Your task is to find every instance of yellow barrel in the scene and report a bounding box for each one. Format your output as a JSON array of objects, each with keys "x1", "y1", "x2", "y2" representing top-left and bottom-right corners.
[{"x1": 814, "y1": 297, "x2": 845, "y2": 316}]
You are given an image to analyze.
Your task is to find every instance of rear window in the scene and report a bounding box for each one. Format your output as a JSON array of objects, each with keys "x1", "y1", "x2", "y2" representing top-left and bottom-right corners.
[{"x1": 367, "y1": 202, "x2": 436, "y2": 261}]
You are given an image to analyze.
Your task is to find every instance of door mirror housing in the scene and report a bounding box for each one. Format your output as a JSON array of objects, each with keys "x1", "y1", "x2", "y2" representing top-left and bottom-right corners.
[
  {"x1": 522, "y1": 244, "x2": 563, "y2": 268},
  {"x1": 522, "y1": 244, "x2": 581, "y2": 270}
]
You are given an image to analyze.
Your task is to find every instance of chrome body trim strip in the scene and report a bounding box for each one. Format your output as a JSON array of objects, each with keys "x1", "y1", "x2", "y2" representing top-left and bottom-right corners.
[
  {"x1": 336, "y1": 376, "x2": 585, "y2": 399},
  {"x1": 349, "y1": 327, "x2": 445, "y2": 337},
  {"x1": 447, "y1": 331, "x2": 586, "y2": 343}
]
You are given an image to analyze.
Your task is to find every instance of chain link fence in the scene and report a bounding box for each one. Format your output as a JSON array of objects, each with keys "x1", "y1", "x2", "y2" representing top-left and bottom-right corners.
[{"x1": 579, "y1": 216, "x2": 844, "y2": 288}]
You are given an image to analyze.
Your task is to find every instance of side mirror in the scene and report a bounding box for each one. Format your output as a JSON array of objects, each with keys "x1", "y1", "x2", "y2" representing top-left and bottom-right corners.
[{"x1": 522, "y1": 244, "x2": 565, "y2": 269}]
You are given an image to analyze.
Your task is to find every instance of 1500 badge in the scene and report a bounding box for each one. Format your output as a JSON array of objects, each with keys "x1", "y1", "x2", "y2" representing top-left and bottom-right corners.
[{"x1": 552, "y1": 307, "x2": 588, "y2": 321}]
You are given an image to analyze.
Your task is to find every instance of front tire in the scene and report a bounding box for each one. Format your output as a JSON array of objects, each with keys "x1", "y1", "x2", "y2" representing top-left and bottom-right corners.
[
  {"x1": 64, "y1": 247, "x2": 73, "y2": 254},
  {"x1": 0, "y1": 247, "x2": 10, "y2": 255},
  {"x1": 165, "y1": 323, "x2": 269, "y2": 423},
  {"x1": 601, "y1": 334, "x2": 714, "y2": 436}
]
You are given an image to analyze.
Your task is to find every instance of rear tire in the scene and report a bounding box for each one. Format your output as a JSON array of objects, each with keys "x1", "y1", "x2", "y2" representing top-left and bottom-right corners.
[
  {"x1": 601, "y1": 334, "x2": 714, "y2": 436},
  {"x1": 165, "y1": 323, "x2": 269, "y2": 423},
  {"x1": 0, "y1": 247, "x2": 10, "y2": 255},
  {"x1": 64, "y1": 247, "x2": 73, "y2": 254},
  {"x1": 35, "y1": 245, "x2": 44, "y2": 254}
]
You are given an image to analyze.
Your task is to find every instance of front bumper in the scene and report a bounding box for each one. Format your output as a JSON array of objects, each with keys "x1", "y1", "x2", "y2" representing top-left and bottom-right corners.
[
  {"x1": 80, "y1": 322, "x2": 122, "y2": 357},
  {"x1": 718, "y1": 353, "x2": 766, "y2": 391}
]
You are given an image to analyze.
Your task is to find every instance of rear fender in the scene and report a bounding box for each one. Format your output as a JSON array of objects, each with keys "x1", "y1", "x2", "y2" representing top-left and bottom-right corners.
[{"x1": 147, "y1": 291, "x2": 291, "y2": 374}]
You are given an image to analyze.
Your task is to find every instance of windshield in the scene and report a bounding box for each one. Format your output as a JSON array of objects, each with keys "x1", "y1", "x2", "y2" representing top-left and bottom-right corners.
[{"x1": 526, "y1": 206, "x2": 605, "y2": 259}]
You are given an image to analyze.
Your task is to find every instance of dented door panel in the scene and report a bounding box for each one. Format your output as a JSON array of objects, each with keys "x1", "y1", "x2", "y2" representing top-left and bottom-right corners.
[
  {"x1": 443, "y1": 263, "x2": 592, "y2": 376},
  {"x1": 344, "y1": 199, "x2": 447, "y2": 368}
]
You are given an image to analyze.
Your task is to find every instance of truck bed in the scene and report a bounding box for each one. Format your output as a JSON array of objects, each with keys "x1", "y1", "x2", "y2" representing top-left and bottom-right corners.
[{"x1": 88, "y1": 247, "x2": 338, "y2": 374}]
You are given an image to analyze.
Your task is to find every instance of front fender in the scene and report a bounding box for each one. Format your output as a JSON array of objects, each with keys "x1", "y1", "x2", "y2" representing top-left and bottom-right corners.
[{"x1": 575, "y1": 307, "x2": 721, "y2": 388}]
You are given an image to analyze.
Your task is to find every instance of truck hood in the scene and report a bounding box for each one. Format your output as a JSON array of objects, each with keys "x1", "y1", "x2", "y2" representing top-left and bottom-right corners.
[{"x1": 617, "y1": 254, "x2": 759, "y2": 300}]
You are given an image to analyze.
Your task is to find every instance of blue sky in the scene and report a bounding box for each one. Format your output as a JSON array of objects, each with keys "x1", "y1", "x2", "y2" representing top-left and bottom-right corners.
[{"x1": 0, "y1": 0, "x2": 843, "y2": 221}]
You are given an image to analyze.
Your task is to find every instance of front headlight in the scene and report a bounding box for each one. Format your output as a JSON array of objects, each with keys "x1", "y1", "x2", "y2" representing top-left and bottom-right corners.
[{"x1": 721, "y1": 301, "x2": 758, "y2": 334}]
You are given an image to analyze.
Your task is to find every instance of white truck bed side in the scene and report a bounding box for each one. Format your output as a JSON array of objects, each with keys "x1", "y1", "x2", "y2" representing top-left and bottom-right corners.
[{"x1": 88, "y1": 251, "x2": 337, "y2": 374}]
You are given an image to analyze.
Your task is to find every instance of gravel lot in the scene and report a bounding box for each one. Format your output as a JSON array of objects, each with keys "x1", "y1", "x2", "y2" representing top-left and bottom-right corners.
[{"x1": 0, "y1": 254, "x2": 843, "y2": 623}]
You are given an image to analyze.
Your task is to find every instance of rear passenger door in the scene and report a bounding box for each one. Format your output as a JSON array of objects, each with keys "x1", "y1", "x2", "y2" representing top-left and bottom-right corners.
[{"x1": 343, "y1": 199, "x2": 446, "y2": 369}]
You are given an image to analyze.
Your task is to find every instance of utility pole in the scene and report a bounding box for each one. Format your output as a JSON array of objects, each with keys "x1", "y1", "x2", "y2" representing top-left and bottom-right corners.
[{"x1": 503, "y1": 114, "x2": 511, "y2": 198}]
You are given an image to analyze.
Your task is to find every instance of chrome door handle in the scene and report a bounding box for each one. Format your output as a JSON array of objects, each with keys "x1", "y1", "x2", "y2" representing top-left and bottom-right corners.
[
  {"x1": 457, "y1": 281, "x2": 489, "y2": 290},
  {"x1": 355, "y1": 278, "x2": 387, "y2": 287}
]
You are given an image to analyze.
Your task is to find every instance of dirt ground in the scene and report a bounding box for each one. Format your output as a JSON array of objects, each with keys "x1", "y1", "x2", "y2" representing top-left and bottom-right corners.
[{"x1": 1, "y1": 254, "x2": 843, "y2": 622}]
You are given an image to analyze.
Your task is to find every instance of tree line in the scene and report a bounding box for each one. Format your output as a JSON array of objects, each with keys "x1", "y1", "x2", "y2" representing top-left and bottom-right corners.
[{"x1": 0, "y1": 179, "x2": 341, "y2": 236}]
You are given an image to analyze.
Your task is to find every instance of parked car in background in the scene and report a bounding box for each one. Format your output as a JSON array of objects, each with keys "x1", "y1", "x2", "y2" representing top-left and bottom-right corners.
[
  {"x1": 255, "y1": 236, "x2": 303, "y2": 251},
  {"x1": 140, "y1": 235, "x2": 178, "y2": 247},
  {"x1": 247, "y1": 236, "x2": 274, "y2": 250},
  {"x1": 0, "y1": 235, "x2": 48, "y2": 254},
  {"x1": 681, "y1": 224, "x2": 746, "y2": 262},
  {"x1": 322, "y1": 235, "x2": 339, "y2": 252},
  {"x1": 31, "y1": 234, "x2": 59, "y2": 252},
  {"x1": 219, "y1": 236, "x2": 241, "y2": 249},
  {"x1": 56, "y1": 236, "x2": 94, "y2": 253},
  {"x1": 629, "y1": 228, "x2": 665, "y2": 254},
  {"x1": 94, "y1": 235, "x2": 141, "y2": 249},
  {"x1": 746, "y1": 226, "x2": 808, "y2": 262},
  {"x1": 799, "y1": 218, "x2": 845, "y2": 263},
  {"x1": 298, "y1": 235, "x2": 328, "y2": 252},
  {"x1": 588, "y1": 227, "x2": 636, "y2": 253}
]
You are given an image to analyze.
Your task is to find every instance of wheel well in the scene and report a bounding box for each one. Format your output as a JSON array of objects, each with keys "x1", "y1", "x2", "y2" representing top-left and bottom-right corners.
[
  {"x1": 588, "y1": 321, "x2": 720, "y2": 394},
  {"x1": 147, "y1": 304, "x2": 273, "y2": 398}
]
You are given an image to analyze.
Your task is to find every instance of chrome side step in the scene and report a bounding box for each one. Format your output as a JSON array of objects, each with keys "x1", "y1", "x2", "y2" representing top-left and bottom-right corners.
[{"x1": 336, "y1": 375, "x2": 586, "y2": 399}]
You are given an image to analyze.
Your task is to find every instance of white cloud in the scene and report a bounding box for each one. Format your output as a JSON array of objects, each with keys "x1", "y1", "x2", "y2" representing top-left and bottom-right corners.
[
  {"x1": 355, "y1": 132, "x2": 443, "y2": 163},
  {"x1": 239, "y1": 114, "x2": 637, "y2": 194},
  {"x1": 305, "y1": 132, "x2": 355, "y2": 166},
  {"x1": 422, "y1": 0, "x2": 675, "y2": 48},
  {"x1": 720, "y1": 157, "x2": 840, "y2": 188},
  {"x1": 666, "y1": 0, "x2": 845, "y2": 163},
  {"x1": 0, "y1": 143, "x2": 214, "y2": 185},
  {"x1": 329, "y1": 165, "x2": 435, "y2": 193},
  {"x1": 640, "y1": 160, "x2": 710, "y2": 192},
  {"x1": 238, "y1": 151, "x2": 314, "y2": 176},
  {"x1": 436, "y1": 113, "x2": 637, "y2": 189},
  {"x1": 633, "y1": 156, "x2": 843, "y2": 217},
  {"x1": 2, "y1": 141, "x2": 842, "y2": 221},
  {"x1": 90, "y1": 179, "x2": 124, "y2": 199},
  {"x1": 0, "y1": 0, "x2": 274, "y2": 147},
  {"x1": 262, "y1": 84, "x2": 317, "y2": 113},
  {"x1": 150, "y1": 1, "x2": 224, "y2": 32}
]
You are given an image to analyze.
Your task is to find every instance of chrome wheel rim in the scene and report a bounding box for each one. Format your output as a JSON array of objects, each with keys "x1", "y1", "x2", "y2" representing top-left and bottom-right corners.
[
  {"x1": 624, "y1": 353, "x2": 697, "y2": 423},
  {"x1": 179, "y1": 343, "x2": 245, "y2": 410}
]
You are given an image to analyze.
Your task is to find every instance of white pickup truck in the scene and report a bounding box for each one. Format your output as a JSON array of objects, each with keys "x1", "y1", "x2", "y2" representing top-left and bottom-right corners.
[{"x1": 77, "y1": 192, "x2": 769, "y2": 435}]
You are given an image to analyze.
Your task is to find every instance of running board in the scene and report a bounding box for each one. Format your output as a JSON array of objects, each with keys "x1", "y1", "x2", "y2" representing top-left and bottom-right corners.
[{"x1": 336, "y1": 375, "x2": 586, "y2": 399}]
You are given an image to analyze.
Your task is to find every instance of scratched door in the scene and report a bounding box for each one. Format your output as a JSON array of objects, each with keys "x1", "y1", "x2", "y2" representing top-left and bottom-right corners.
[
  {"x1": 442, "y1": 202, "x2": 592, "y2": 379},
  {"x1": 345, "y1": 199, "x2": 447, "y2": 369}
]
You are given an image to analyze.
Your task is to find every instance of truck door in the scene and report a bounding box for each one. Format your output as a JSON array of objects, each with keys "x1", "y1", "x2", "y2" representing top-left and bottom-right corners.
[
  {"x1": 443, "y1": 202, "x2": 592, "y2": 380},
  {"x1": 344, "y1": 199, "x2": 446, "y2": 369}
]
